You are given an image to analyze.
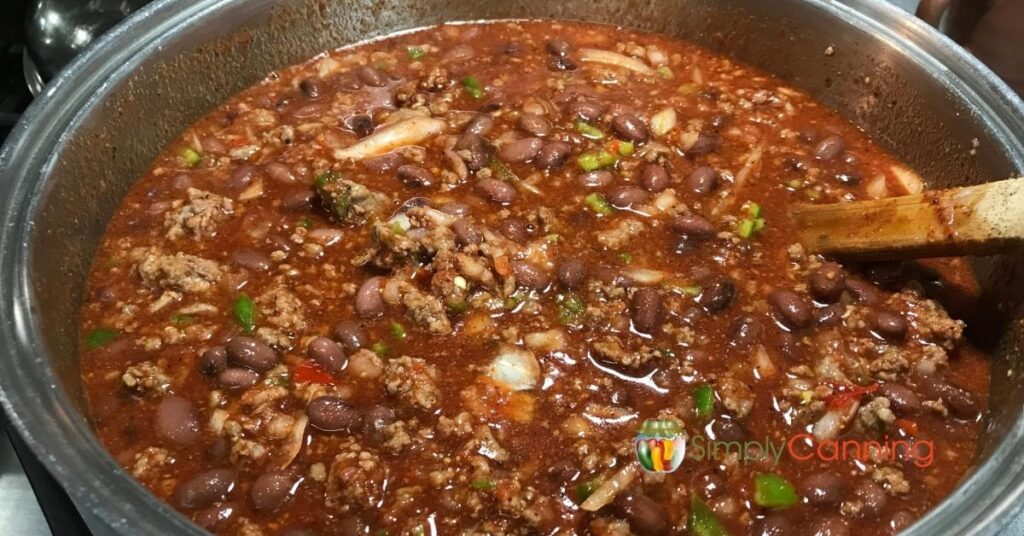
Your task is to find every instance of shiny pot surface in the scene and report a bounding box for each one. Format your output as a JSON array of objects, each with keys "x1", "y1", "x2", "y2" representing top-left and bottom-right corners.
[{"x1": 1, "y1": 0, "x2": 1022, "y2": 534}]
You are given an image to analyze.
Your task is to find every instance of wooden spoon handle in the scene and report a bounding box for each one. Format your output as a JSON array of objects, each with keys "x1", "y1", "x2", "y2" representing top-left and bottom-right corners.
[{"x1": 789, "y1": 177, "x2": 1024, "y2": 261}]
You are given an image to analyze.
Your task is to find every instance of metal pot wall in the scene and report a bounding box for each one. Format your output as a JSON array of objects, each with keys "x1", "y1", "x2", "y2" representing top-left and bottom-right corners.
[{"x1": 0, "y1": 0, "x2": 1022, "y2": 534}]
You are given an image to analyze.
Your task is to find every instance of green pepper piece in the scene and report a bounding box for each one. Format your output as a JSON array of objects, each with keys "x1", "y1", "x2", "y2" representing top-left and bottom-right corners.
[
  {"x1": 575, "y1": 120, "x2": 605, "y2": 140},
  {"x1": 585, "y1": 193, "x2": 614, "y2": 216},
  {"x1": 233, "y1": 294, "x2": 256, "y2": 335},
  {"x1": 736, "y1": 218, "x2": 755, "y2": 239},
  {"x1": 690, "y1": 496, "x2": 730, "y2": 536},
  {"x1": 406, "y1": 46, "x2": 426, "y2": 60},
  {"x1": 84, "y1": 328, "x2": 118, "y2": 350},
  {"x1": 753, "y1": 473, "x2": 799, "y2": 508},
  {"x1": 557, "y1": 293, "x2": 585, "y2": 324},
  {"x1": 693, "y1": 384, "x2": 716, "y2": 418},
  {"x1": 180, "y1": 147, "x2": 202, "y2": 167},
  {"x1": 371, "y1": 341, "x2": 391, "y2": 356},
  {"x1": 471, "y1": 479, "x2": 495, "y2": 490},
  {"x1": 575, "y1": 480, "x2": 599, "y2": 502},
  {"x1": 617, "y1": 140, "x2": 635, "y2": 157},
  {"x1": 462, "y1": 75, "x2": 485, "y2": 99},
  {"x1": 390, "y1": 322, "x2": 407, "y2": 340}
]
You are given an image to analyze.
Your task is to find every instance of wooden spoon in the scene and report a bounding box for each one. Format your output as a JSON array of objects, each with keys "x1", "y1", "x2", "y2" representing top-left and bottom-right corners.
[{"x1": 789, "y1": 177, "x2": 1024, "y2": 261}]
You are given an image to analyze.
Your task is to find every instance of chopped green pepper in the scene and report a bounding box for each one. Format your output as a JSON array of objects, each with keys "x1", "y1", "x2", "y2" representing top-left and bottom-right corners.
[
  {"x1": 754, "y1": 473, "x2": 799, "y2": 508},
  {"x1": 180, "y1": 147, "x2": 202, "y2": 167},
  {"x1": 575, "y1": 120, "x2": 605, "y2": 140},
  {"x1": 315, "y1": 171, "x2": 342, "y2": 188},
  {"x1": 557, "y1": 293, "x2": 585, "y2": 324},
  {"x1": 233, "y1": 294, "x2": 256, "y2": 335},
  {"x1": 84, "y1": 328, "x2": 118, "y2": 350},
  {"x1": 690, "y1": 495, "x2": 730, "y2": 536},
  {"x1": 618, "y1": 252, "x2": 634, "y2": 264},
  {"x1": 406, "y1": 46, "x2": 426, "y2": 60},
  {"x1": 504, "y1": 289, "x2": 528, "y2": 310},
  {"x1": 471, "y1": 479, "x2": 496, "y2": 490},
  {"x1": 371, "y1": 341, "x2": 390, "y2": 356},
  {"x1": 461, "y1": 75, "x2": 485, "y2": 99},
  {"x1": 390, "y1": 322, "x2": 407, "y2": 340},
  {"x1": 448, "y1": 301, "x2": 469, "y2": 314},
  {"x1": 657, "y1": 65, "x2": 675, "y2": 79},
  {"x1": 489, "y1": 157, "x2": 519, "y2": 182},
  {"x1": 585, "y1": 193, "x2": 614, "y2": 216},
  {"x1": 575, "y1": 480, "x2": 599, "y2": 502},
  {"x1": 298, "y1": 217, "x2": 312, "y2": 229},
  {"x1": 616, "y1": 140, "x2": 635, "y2": 157},
  {"x1": 693, "y1": 384, "x2": 715, "y2": 418},
  {"x1": 390, "y1": 221, "x2": 407, "y2": 235},
  {"x1": 742, "y1": 201, "x2": 762, "y2": 218}
]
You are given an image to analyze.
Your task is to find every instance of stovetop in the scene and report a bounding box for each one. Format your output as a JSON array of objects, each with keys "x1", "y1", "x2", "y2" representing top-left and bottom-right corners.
[{"x1": 1, "y1": 1, "x2": 1021, "y2": 535}]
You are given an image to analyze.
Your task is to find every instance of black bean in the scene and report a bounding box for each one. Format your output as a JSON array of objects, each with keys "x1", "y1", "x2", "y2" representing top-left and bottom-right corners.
[
  {"x1": 800, "y1": 472, "x2": 846, "y2": 505},
  {"x1": 687, "y1": 166, "x2": 718, "y2": 195},
  {"x1": 798, "y1": 128, "x2": 819, "y2": 144},
  {"x1": 355, "y1": 277, "x2": 385, "y2": 318},
  {"x1": 395, "y1": 164, "x2": 435, "y2": 187},
  {"x1": 608, "y1": 186, "x2": 650, "y2": 208},
  {"x1": 769, "y1": 290, "x2": 812, "y2": 329},
  {"x1": 250, "y1": 471, "x2": 297, "y2": 512},
  {"x1": 753, "y1": 515, "x2": 793, "y2": 536},
  {"x1": 335, "y1": 71, "x2": 363, "y2": 91},
  {"x1": 453, "y1": 218, "x2": 483, "y2": 246},
  {"x1": 518, "y1": 113, "x2": 551, "y2": 137},
  {"x1": 814, "y1": 136, "x2": 845, "y2": 161},
  {"x1": 218, "y1": 368, "x2": 260, "y2": 390},
  {"x1": 810, "y1": 262, "x2": 846, "y2": 302},
  {"x1": 463, "y1": 114, "x2": 494, "y2": 136},
  {"x1": 557, "y1": 259, "x2": 588, "y2": 289},
  {"x1": 854, "y1": 480, "x2": 887, "y2": 516},
  {"x1": 844, "y1": 278, "x2": 881, "y2": 305},
  {"x1": 156, "y1": 396, "x2": 200, "y2": 446},
  {"x1": 511, "y1": 260, "x2": 550, "y2": 290},
  {"x1": 546, "y1": 39, "x2": 571, "y2": 57},
  {"x1": 727, "y1": 315, "x2": 761, "y2": 348},
  {"x1": 439, "y1": 202, "x2": 472, "y2": 217},
  {"x1": 868, "y1": 309, "x2": 907, "y2": 340},
  {"x1": 814, "y1": 303, "x2": 845, "y2": 327},
  {"x1": 535, "y1": 141, "x2": 572, "y2": 170},
  {"x1": 397, "y1": 197, "x2": 431, "y2": 213},
  {"x1": 612, "y1": 114, "x2": 650, "y2": 143},
  {"x1": 833, "y1": 171, "x2": 862, "y2": 185},
  {"x1": 498, "y1": 218, "x2": 528, "y2": 243},
  {"x1": 697, "y1": 278, "x2": 735, "y2": 313},
  {"x1": 569, "y1": 99, "x2": 605, "y2": 122},
  {"x1": 546, "y1": 459, "x2": 578, "y2": 482},
  {"x1": 809, "y1": 517, "x2": 850, "y2": 536},
  {"x1": 228, "y1": 165, "x2": 257, "y2": 190},
  {"x1": 499, "y1": 137, "x2": 544, "y2": 163},
  {"x1": 640, "y1": 164, "x2": 670, "y2": 192},
  {"x1": 454, "y1": 134, "x2": 492, "y2": 171},
  {"x1": 356, "y1": 65, "x2": 387, "y2": 87},
  {"x1": 476, "y1": 178, "x2": 517, "y2": 204},
  {"x1": 231, "y1": 249, "x2": 272, "y2": 272},
  {"x1": 226, "y1": 337, "x2": 279, "y2": 373},
  {"x1": 332, "y1": 320, "x2": 368, "y2": 350},
  {"x1": 206, "y1": 437, "x2": 230, "y2": 463},
  {"x1": 200, "y1": 346, "x2": 228, "y2": 376},
  {"x1": 612, "y1": 490, "x2": 670, "y2": 536},
  {"x1": 878, "y1": 383, "x2": 922, "y2": 414},
  {"x1": 174, "y1": 468, "x2": 237, "y2": 509},
  {"x1": 672, "y1": 214, "x2": 716, "y2": 239},
  {"x1": 707, "y1": 113, "x2": 730, "y2": 131},
  {"x1": 631, "y1": 288, "x2": 662, "y2": 334},
  {"x1": 916, "y1": 376, "x2": 977, "y2": 417},
  {"x1": 307, "y1": 337, "x2": 346, "y2": 375},
  {"x1": 345, "y1": 114, "x2": 374, "y2": 138},
  {"x1": 194, "y1": 502, "x2": 236, "y2": 531},
  {"x1": 480, "y1": 98, "x2": 505, "y2": 113},
  {"x1": 307, "y1": 396, "x2": 363, "y2": 432},
  {"x1": 361, "y1": 405, "x2": 396, "y2": 444},
  {"x1": 574, "y1": 170, "x2": 611, "y2": 189},
  {"x1": 688, "y1": 130, "x2": 720, "y2": 155},
  {"x1": 362, "y1": 152, "x2": 405, "y2": 174},
  {"x1": 709, "y1": 417, "x2": 747, "y2": 441},
  {"x1": 299, "y1": 77, "x2": 324, "y2": 98},
  {"x1": 282, "y1": 189, "x2": 315, "y2": 212},
  {"x1": 548, "y1": 56, "x2": 577, "y2": 71}
]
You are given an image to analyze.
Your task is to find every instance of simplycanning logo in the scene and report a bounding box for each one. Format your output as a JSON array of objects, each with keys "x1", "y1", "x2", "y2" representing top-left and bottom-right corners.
[{"x1": 635, "y1": 419, "x2": 934, "y2": 473}]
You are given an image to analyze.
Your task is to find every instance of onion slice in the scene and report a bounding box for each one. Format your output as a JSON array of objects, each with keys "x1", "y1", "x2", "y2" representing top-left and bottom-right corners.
[
  {"x1": 580, "y1": 464, "x2": 640, "y2": 512},
  {"x1": 333, "y1": 116, "x2": 446, "y2": 161},
  {"x1": 579, "y1": 48, "x2": 656, "y2": 76},
  {"x1": 485, "y1": 345, "x2": 540, "y2": 391}
]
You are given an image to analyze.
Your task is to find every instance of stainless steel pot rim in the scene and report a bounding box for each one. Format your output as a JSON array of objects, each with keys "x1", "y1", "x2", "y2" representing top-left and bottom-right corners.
[{"x1": 0, "y1": 0, "x2": 1022, "y2": 534}]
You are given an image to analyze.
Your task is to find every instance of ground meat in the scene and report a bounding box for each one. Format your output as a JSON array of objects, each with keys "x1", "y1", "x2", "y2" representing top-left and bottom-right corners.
[
  {"x1": 165, "y1": 187, "x2": 233, "y2": 240},
  {"x1": 254, "y1": 286, "x2": 306, "y2": 347},
  {"x1": 596, "y1": 219, "x2": 646, "y2": 249},
  {"x1": 134, "y1": 248, "x2": 223, "y2": 293},
  {"x1": 897, "y1": 292, "x2": 965, "y2": 349},
  {"x1": 130, "y1": 446, "x2": 171, "y2": 479},
  {"x1": 854, "y1": 396, "x2": 895, "y2": 434},
  {"x1": 384, "y1": 356, "x2": 441, "y2": 410},
  {"x1": 354, "y1": 207, "x2": 457, "y2": 269},
  {"x1": 325, "y1": 440, "x2": 388, "y2": 510},
  {"x1": 716, "y1": 376, "x2": 755, "y2": 418},
  {"x1": 590, "y1": 337, "x2": 655, "y2": 368},
  {"x1": 382, "y1": 421, "x2": 414, "y2": 453},
  {"x1": 399, "y1": 283, "x2": 453, "y2": 335},
  {"x1": 465, "y1": 425, "x2": 510, "y2": 462},
  {"x1": 121, "y1": 361, "x2": 171, "y2": 395},
  {"x1": 872, "y1": 466, "x2": 911, "y2": 495},
  {"x1": 319, "y1": 178, "x2": 390, "y2": 225}
]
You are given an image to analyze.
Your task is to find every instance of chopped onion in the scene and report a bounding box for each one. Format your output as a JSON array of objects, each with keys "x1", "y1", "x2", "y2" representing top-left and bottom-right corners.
[
  {"x1": 889, "y1": 164, "x2": 924, "y2": 195},
  {"x1": 751, "y1": 345, "x2": 776, "y2": 379},
  {"x1": 812, "y1": 402, "x2": 858, "y2": 441},
  {"x1": 485, "y1": 345, "x2": 540, "y2": 391},
  {"x1": 734, "y1": 145, "x2": 763, "y2": 188},
  {"x1": 524, "y1": 329, "x2": 567, "y2": 353},
  {"x1": 333, "y1": 116, "x2": 446, "y2": 161},
  {"x1": 276, "y1": 413, "x2": 308, "y2": 468},
  {"x1": 624, "y1": 267, "x2": 667, "y2": 285},
  {"x1": 580, "y1": 464, "x2": 640, "y2": 512},
  {"x1": 650, "y1": 107, "x2": 678, "y2": 137},
  {"x1": 579, "y1": 48, "x2": 656, "y2": 75},
  {"x1": 388, "y1": 213, "x2": 412, "y2": 233},
  {"x1": 238, "y1": 179, "x2": 264, "y2": 201},
  {"x1": 865, "y1": 173, "x2": 889, "y2": 199}
]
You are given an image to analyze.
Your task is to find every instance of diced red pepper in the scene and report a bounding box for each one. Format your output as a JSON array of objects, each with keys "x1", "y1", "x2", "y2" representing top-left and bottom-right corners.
[
  {"x1": 293, "y1": 361, "x2": 336, "y2": 385},
  {"x1": 826, "y1": 382, "x2": 879, "y2": 408},
  {"x1": 894, "y1": 418, "x2": 919, "y2": 435}
]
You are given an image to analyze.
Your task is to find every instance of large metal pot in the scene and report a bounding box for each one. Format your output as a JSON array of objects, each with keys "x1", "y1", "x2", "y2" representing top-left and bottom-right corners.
[{"x1": 0, "y1": 0, "x2": 1022, "y2": 534}]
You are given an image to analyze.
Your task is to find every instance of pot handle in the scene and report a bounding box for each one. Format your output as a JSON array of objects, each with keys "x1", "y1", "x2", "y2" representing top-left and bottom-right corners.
[{"x1": 916, "y1": 0, "x2": 954, "y2": 27}]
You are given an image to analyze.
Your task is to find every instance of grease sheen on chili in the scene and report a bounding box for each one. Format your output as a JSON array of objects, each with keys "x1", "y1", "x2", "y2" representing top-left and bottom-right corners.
[{"x1": 79, "y1": 20, "x2": 990, "y2": 536}]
